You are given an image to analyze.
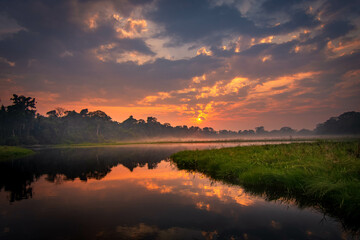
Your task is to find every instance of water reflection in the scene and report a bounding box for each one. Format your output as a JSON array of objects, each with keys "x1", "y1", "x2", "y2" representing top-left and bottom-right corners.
[
  {"x1": 0, "y1": 143, "x2": 353, "y2": 239},
  {"x1": 0, "y1": 145, "x2": 182, "y2": 202},
  {"x1": 0, "y1": 143, "x2": 248, "y2": 202}
]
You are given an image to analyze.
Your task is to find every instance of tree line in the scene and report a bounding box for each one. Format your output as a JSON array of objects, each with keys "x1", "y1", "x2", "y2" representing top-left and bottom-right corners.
[{"x1": 0, "y1": 94, "x2": 359, "y2": 145}]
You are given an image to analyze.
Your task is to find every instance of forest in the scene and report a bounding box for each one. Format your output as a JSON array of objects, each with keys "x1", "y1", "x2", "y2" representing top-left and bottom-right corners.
[{"x1": 1, "y1": 94, "x2": 359, "y2": 145}]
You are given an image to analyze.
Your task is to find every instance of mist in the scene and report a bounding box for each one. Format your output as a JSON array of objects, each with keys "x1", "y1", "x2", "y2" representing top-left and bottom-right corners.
[{"x1": 1, "y1": 94, "x2": 359, "y2": 145}]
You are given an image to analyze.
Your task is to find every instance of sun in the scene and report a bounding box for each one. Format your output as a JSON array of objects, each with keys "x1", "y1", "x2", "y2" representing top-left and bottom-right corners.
[{"x1": 196, "y1": 117, "x2": 202, "y2": 123}]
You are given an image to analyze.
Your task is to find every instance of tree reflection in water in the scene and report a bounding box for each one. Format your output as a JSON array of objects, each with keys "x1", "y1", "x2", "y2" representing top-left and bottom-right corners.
[
  {"x1": 0, "y1": 146, "x2": 173, "y2": 202},
  {"x1": 0, "y1": 145, "x2": 357, "y2": 239}
]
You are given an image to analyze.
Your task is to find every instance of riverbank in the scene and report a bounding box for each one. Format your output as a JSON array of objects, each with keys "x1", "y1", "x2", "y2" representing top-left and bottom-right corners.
[
  {"x1": 0, "y1": 146, "x2": 34, "y2": 161},
  {"x1": 171, "y1": 141, "x2": 360, "y2": 232},
  {"x1": 51, "y1": 136, "x2": 359, "y2": 148}
]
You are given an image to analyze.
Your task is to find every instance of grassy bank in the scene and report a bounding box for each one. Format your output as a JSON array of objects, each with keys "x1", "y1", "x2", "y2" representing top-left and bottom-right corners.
[
  {"x1": 0, "y1": 146, "x2": 34, "y2": 161},
  {"x1": 54, "y1": 137, "x2": 335, "y2": 148},
  {"x1": 171, "y1": 141, "x2": 360, "y2": 232}
]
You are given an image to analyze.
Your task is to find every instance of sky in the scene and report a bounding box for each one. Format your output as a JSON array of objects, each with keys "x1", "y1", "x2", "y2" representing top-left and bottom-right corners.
[{"x1": 0, "y1": 0, "x2": 359, "y2": 131}]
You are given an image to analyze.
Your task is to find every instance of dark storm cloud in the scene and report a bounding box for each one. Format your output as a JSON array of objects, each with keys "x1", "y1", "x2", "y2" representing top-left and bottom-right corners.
[
  {"x1": 319, "y1": 0, "x2": 360, "y2": 17},
  {"x1": 260, "y1": 0, "x2": 311, "y2": 13},
  {"x1": 240, "y1": 43, "x2": 274, "y2": 56},
  {"x1": 320, "y1": 20, "x2": 355, "y2": 40},
  {"x1": 132, "y1": 55, "x2": 221, "y2": 87},
  {"x1": 37, "y1": 53, "x2": 221, "y2": 92},
  {"x1": 0, "y1": 0, "x2": 154, "y2": 62},
  {"x1": 322, "y1": 51, "x2": 360, "y2": 74},
  {"x1": 147, "y1": 0, "x2": 257, "y2": 45},
  {"x1": 268, "y1": 10, "x2": 319, "y2": 34},
  {"x1": 147, "y1": 0, "x2": 321, "y2": 46}
]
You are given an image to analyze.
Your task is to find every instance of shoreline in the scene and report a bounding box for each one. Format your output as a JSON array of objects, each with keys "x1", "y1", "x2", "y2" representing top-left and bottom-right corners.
[
  {"x1": 28, "y1": 136, "x2": 360, "y2": 148},
  {"x1": 170, "y1": 141, "x2": 360, "y2": 233},
  {"x1": 0, "y1": 146, "x2": 34, "y2": 161}
]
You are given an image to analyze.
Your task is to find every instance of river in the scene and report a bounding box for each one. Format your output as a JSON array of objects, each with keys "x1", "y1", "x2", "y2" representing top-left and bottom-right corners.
[{"x1": 0, "y1": 143, "x2": 350, "y2": 239}]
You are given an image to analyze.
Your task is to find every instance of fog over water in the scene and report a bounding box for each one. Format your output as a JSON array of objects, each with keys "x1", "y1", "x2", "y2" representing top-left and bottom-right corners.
[{"x1": 0, "y1": 143, "x2": 353, "y2": 240}]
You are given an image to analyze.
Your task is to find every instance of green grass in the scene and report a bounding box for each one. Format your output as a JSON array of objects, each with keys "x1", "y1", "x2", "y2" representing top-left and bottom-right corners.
[
  {"x1": 171, "y1": 141, "x2": 360, "y2": 232},
  {"x1": 0, "y1": 146, "x2": 34, "y2": 161}
]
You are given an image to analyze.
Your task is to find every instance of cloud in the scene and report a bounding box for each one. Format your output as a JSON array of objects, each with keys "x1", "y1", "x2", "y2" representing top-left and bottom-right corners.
[
  {"x1": 260, "y1": 0, "x2": 310, "y2": 13},
  {"x1": 0, "y1": 14, "x2": 24, "y2": 39},
  {"x1": 147, "y1": 0, "x2": 322, "y2": 47},
  {"x1": 146, "y1": 0, "x2": 257, "y2": 45},
  {"x1": 0, "y1": 0, "x2": 155, "y2": 63},
  {"x1": 0, "y1": 57, "x2": 15, "y2": 67},
  {"x1": 0, "y1": 0, "x2": 359, "y2": 130},
  {"x1": 320, "y1": 20, "x2": 355, "y2": 40}
]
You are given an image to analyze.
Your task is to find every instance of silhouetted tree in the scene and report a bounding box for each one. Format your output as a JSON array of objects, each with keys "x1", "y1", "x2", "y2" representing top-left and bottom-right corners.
[
  {"x1": 46, "y1": 110, "x2": 57, "y2": 118},
  {"x1": 298, "y1": 129, "x2": 313, "y2": 135},
  {"x1": 1, "y1": 93, "x2": 358, "y2": 145},
  {"x1": 315, "y1": 112, "x2": 360, "y2": 135},
  {"x1": 279, "y1": 127, "x2": 296, "y2": 135},
  {"x1": 255, "y1": 126, "x2": 267, "y2": 135},
  {"x1": 80, "y1": 109, "x2": 89, "y2": 116},
  {"x1": 3, "y1": 94, "x2": 37, "y2": 144},
  {"x1": 88, "y1": 110, "x2": 111, "y2": 137}
]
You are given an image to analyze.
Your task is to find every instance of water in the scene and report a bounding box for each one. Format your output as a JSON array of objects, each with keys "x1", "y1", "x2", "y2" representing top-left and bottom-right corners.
[{"x1": 0, "y1": 143, "x2": 351, "y2": 239}]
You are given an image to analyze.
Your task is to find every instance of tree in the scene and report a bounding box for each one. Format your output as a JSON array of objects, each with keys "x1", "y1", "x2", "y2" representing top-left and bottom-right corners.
[
  {"x1": 279, "y1": 127, "x2": 296, "y2": 135},
  {"x1": 147, "y1": 117, "x2": 158, "y2": 125},
  {"x1": 80, "y1": 109, "x2": 88, "y2": 116},
  {"x1": 55, "y1": 107, "x2": 66, "y2": 117},
  {"x1": 6, "y1": 94, "x2": 36, "y2": 140},
  {"x1": 315, "y1": 111, "x2": 360, "y2": 134},
  {"x1": 203, "y1": 127, "x2": 215, "y2": 136},
  {"x1": 88, "y1": 110, "x2": 111, "y2": 121},
  {"x1": 88, "y1": 110, "x2": 111, "y2": 136},
  {"x1": 8, "y1": 94, "x2": 36, "y2": 111},
  {"x1": 121, "y1": 115, "x2": 138, "y2": 128},
  {"x1": 46, "y1": 110, "x2": 57, "y2": 118},
  {"x1": 255, "y1": 126, "x2": 266, "y2": 135}
]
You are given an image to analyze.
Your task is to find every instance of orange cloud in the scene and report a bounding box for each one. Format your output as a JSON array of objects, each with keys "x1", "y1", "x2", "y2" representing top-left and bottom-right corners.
[
  {"x1": 138, "y1": 92, "x2": 171, "y2": 105},
  {"x1": 251, "y1": 72, "x2": 321, "y2": 96},
  {"x1": 24, "y1": 69, "x2": 326, "y2": 130},
  {"x1": 115, "y1": 18, "x2": 148, "y2": 39},
  {"x1": 327, "y1": 40, "x2": 360, "y2": 58},
  {"x1": 261, "y1": 55, "x2": 272, "y2": 62},
  {"x1": 259, "y1": 36, "x2": 274, "y2": 44},
  {"x1": 86, "y1": 13, "x2": 99, "y2": 29},
  {"x1": 334, "y1": 69, "x2": 360, "y2": 99},
  {"x1": 93, "y1": 42, "x2": 153, "y2": 65},
  {"x1": 196, "y1": 47, "x2": 213, "y2": 56},
  {"x1": 115, "y1": 51, "x2": 153, "y2": 65},
  {"x1": 196, "y1": 77, "x2": 250, "y2": 99},
  {"x1": 192, "y1": 74, "x2": 207, "y2": 83},
  {"x1": 0, "y1": 57, "x2": 15, "y2": 67},
  {"x1": 193, "y1": 102, "x2": 214, "y2": 123}
]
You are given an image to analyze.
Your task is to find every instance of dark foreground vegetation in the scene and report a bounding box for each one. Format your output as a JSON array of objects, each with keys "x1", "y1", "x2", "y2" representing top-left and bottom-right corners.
[
  {"x1": 1, "y1": 94, "x2": 360, "y2": 145},
  {"x1": 171, "y1": 141, "x2": 360, "y2": 233}
]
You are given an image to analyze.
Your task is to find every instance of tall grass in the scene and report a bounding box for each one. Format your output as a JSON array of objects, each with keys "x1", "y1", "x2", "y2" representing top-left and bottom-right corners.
[{"x1": 171, "y1": 141, "x2": 360, "y2": 233}]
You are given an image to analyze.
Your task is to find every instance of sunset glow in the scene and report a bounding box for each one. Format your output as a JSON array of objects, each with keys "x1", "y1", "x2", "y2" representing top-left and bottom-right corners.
[
  {"x1": 0, "y1": 0, "x2": 359, "y2": 130},
  {"x1": 34, "y1": 161, "x2": 259, "y2": 207}
]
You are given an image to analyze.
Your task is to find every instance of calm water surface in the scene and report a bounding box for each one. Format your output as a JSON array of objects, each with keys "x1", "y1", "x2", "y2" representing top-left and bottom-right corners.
[{"x1": 0, "y1": 143, "x2": 350, "y2": 239}]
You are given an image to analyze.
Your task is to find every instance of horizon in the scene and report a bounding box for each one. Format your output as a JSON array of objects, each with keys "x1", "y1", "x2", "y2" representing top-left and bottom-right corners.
[
  {"x1": 3, "y1": 93, "x2": 358, "y2": 132},
  {"x1": 0, "y1": 0, "x2": 359, "y2": 131}
]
